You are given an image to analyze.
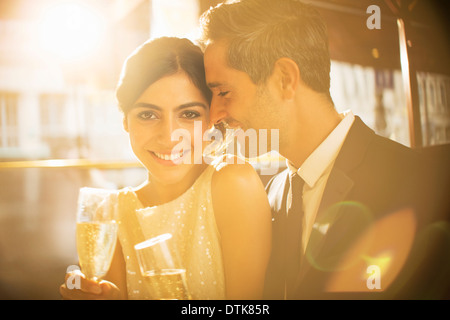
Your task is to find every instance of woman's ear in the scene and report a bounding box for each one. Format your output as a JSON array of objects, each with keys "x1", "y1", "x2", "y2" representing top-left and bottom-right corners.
[
  {"x1": 272, "y1": 57, "x2": 300, "y2": 100},
  {"x1": 123, "y1": 116, "x2": 129, "y2": 132}
]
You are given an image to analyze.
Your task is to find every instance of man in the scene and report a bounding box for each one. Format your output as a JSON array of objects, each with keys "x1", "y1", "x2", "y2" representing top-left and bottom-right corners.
[{"x1": 200, "y1": 0, "x2": 439, "y2": 299}]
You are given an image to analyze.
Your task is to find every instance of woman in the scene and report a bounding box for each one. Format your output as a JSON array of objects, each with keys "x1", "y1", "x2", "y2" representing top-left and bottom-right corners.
[{"x1": 60, "y1": 37, "x2": 272, "y2": 300}]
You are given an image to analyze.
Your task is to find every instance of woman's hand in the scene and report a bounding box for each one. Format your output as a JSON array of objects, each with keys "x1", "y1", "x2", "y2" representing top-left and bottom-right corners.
[{"x1": 60, "y1": 269, "x2": 123, "y2": 300}]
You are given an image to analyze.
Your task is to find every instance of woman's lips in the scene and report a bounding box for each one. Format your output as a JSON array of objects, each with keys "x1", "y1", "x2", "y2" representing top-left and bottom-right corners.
[{"x1": 149, "y1": 149, "x2": 191, "y2": 166}]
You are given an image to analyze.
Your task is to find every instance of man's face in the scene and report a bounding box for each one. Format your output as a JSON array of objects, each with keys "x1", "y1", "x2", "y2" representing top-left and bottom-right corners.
[{"x1": 204, "y1": 40, "x2": 280, "y2": 132}]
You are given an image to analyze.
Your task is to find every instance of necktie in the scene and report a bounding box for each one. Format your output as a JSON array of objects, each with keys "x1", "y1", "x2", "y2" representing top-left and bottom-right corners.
[{"x1": 285, "y1": 172, "x2": 305, "y2": 298}]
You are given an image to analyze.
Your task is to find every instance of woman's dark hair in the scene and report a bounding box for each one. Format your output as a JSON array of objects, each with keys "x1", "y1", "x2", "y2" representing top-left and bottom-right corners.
[{"x1": 116, "y1": 37, "x2": 212, "y2": 114}]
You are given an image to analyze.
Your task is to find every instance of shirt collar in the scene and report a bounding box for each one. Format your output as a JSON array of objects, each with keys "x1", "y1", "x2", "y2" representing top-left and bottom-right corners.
[{"x1": 287, "y1": 111, "x2": 355, "y2": 188}]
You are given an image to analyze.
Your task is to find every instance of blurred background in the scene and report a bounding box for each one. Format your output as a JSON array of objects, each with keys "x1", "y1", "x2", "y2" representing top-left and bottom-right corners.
[{"x1": 0, "y1": 0, "x2": 449, "y2": 299}]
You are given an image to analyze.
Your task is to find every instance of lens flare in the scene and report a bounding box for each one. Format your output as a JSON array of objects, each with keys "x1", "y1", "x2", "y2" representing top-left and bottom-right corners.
[
  {"x1": 324, "y1": 208, "x2": 417, "y2": 293},
  {"x1": 305, "y1": 201, "x2": 374, "y2": 273}
]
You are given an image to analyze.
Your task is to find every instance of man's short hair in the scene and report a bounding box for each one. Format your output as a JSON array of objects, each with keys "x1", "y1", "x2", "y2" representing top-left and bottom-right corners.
[{"x1": 200, "y1": 0, "x2": 331, "y2": 97}]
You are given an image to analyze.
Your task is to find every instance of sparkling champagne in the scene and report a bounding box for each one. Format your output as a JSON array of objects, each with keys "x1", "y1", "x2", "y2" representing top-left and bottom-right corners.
[
  {"x1": 76, "y1": 221, "x2": 118, "y2": 279},
  {"x1": 143, "y1": 269, "x2": 191, "y2": 300}
]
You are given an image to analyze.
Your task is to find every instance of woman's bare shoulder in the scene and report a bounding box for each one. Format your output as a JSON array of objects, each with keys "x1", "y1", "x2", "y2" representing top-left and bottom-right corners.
[
  {"x1": 211, "y1": 156, "x2": 270, "y2": 225},
  {"x1": 211, "y1": 155, "x2": 261, "y2": 188}
]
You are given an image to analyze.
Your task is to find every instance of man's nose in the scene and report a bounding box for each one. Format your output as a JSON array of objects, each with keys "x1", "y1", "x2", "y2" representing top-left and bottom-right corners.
[{"x1": 209, "y1": 100, "x2": 227, "y2": 128}]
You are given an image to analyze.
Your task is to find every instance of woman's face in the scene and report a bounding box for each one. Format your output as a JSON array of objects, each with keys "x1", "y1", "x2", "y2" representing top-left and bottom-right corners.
[{"x1": 124, "y1": 72, "x2": 210, "y2": 186}]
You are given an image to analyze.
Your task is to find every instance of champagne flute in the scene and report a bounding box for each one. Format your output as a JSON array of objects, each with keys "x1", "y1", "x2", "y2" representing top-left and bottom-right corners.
[
  {"x1": 134, "y1": 233, "x2": 191, "y2": 300},
  {"x1": 76, "y1": 187, "x2": 118, "y2": 281}
]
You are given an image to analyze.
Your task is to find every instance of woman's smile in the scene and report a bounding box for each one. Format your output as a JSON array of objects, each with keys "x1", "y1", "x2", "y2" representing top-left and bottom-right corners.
[{"x1": 148, "y1": 149, "x2": 191, "y2": 166}]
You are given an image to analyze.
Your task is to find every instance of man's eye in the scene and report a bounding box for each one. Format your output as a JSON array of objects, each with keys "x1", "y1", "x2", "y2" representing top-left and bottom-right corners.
[
  {"x1": 218, "y1": 91, "x2": 230, "y2": 97},
  {"x1": 181, "y1": 111, "x2": 200, "y2": 119},
  {"x1": 137, "y1": 111, "x2": 156, "y2": 120}
]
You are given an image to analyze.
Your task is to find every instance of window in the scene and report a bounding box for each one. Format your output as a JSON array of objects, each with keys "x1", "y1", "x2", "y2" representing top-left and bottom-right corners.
[
  {"x1": 0, "y1": 92, "x2": 19, "y2": 148},
  {"x1": 40, "y1": 93, "x2": 67, "y2": 138}
]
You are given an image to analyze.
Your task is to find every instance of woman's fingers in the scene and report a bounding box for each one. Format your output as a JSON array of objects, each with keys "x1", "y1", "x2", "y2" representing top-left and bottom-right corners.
[{"x1": 61, "y1": 270, "x2": 103, "y2": 299}]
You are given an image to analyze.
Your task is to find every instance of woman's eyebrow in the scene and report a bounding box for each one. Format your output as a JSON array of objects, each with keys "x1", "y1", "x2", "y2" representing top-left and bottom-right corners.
[
  {"x1": 175, "y1": 102, "x2": 208, "y2": 111},
  {"x1": 131, "y1": 102, "x2": 162, "y2": 111},
  {"x1": 131, "y1": 101, "x2": 207, "y2": 111}
]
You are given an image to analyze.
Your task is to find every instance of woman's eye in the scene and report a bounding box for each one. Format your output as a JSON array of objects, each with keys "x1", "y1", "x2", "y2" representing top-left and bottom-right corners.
[
  {"x1": 181, "y1": 111, "x2": 200, "y2": 119},
  {"x1": 137, "y1": 111, "x2": 156, "y2": 120}
]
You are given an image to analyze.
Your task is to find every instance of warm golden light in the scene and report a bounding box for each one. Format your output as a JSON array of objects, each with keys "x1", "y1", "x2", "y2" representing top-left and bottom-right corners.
[{"x1": 37, "y1": 1, "x2": 106, "y2": 62}]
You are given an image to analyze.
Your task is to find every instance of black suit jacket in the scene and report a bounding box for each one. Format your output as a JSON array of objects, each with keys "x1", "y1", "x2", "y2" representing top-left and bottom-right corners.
[{"x1": 264, "y1": 116, "x2": 439, "y2": 299}]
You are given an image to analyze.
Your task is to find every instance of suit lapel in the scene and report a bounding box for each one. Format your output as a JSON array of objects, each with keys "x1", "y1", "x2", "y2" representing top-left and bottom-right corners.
[{"x1": 297, "y1": 117, "x2": 376, "y2": 289}]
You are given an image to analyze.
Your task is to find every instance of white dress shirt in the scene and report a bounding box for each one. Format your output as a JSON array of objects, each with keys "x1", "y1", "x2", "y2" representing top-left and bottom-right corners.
[{"x1": 287, "y1": 111, "x2": 355, "y2": 254}]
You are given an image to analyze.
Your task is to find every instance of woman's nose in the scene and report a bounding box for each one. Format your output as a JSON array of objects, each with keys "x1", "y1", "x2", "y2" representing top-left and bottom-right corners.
[{"x1": 157, "y1": 118, "x2": 178, "y2": 145}]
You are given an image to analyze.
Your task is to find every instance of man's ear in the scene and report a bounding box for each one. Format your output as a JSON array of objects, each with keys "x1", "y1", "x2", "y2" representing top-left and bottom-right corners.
[
  {"x1": 123, "y1": 116, "x2": 129, "y2": 132},
  {"x1": 272, "y1": 57, "x2": 300, "y2": 100}
]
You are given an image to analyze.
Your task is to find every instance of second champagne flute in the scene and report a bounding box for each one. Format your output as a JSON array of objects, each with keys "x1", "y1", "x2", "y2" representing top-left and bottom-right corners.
[{"x1": 135, "y1": 233, "x2": 191, "y2": 300}]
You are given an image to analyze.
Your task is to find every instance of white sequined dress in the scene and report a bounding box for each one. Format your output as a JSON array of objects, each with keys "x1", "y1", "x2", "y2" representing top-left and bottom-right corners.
[{"x1": 116, "y1": 165, "x2": 226, "y2": 300}]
